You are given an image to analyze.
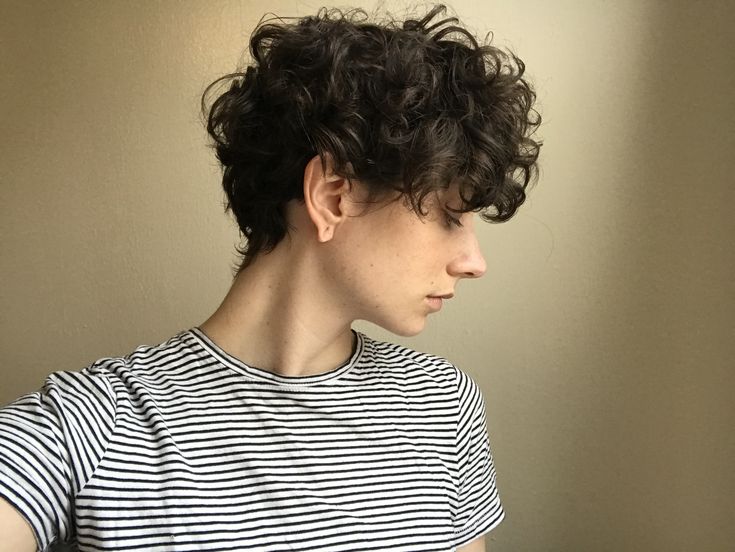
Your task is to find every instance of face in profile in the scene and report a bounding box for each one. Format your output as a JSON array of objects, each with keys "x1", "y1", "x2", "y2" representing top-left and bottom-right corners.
[{"x1": 325, "y1": 187, "x2": 487, "y2": 336}]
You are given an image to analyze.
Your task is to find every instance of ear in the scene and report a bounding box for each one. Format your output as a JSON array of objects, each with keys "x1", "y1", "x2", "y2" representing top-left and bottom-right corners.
[{"x1": 302, "y1": 154, "x2": 352, "y2": 243}]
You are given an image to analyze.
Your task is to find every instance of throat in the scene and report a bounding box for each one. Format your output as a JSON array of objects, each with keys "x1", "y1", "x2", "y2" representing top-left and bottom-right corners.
[{"x1": 198, "y1": 265, "x2": 355, "y2": 377}]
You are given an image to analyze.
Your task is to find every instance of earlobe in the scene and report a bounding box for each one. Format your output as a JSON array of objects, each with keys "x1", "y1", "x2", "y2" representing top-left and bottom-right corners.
[
  {"x1": 303, "y1": 155, "x2": 349, "y2": 243},
  {"x1": 320, "y1": 225, "x2": 333, "y2": 243}
]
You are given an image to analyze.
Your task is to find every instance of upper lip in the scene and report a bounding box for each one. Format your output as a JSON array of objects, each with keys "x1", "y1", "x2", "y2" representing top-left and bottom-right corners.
[{"x1": 428, "y1": 293, "x2": 454, "y2": 299}]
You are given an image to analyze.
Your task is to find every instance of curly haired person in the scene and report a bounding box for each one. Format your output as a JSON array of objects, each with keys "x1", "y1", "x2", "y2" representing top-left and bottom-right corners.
[{"x1": 0, "y1": 5, "x2": 541, "y2": 551}]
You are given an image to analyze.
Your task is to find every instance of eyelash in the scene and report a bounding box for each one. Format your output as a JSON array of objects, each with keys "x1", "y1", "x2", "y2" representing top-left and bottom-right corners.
[{"x1": 444, "y1": 212, "x2": 463, "y2": 228}]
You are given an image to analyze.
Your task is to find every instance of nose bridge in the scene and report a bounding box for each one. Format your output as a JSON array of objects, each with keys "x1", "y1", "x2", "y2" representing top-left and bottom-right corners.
[{"x1": 450, "y1": 218, "x2": 486, "y2": 279}]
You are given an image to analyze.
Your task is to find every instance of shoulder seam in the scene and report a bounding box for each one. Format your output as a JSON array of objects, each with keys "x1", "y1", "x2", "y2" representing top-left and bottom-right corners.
[{"x1": 74, "y1": 367, "x2": 120, "y2": 498}]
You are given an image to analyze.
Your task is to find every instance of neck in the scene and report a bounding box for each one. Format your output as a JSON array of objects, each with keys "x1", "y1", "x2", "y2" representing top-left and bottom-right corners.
[{"x1": 198, "y1": 241, "x2": 355, "y2": 377}]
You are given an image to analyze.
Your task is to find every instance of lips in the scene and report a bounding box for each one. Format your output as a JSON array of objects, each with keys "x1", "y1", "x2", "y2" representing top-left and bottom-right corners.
[{"x1": 426, "y1": 293, "x2": 453, "y2": 312}]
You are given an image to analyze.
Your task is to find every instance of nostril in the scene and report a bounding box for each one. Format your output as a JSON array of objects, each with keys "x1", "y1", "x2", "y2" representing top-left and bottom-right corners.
[{"x1": 468, "y1": 263, "x2": 487, "y2": 279}]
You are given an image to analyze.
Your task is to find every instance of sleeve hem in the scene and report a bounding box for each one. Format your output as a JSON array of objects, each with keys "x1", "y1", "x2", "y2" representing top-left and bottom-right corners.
[{"x1": 454, "y1": 507, "x2": 505, "y2": 548}]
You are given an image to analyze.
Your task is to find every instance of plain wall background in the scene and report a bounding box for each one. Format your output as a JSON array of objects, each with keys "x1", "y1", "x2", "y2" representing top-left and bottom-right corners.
[{"x1": 1, "y1": 1, "x2": 733, "y2": 550}]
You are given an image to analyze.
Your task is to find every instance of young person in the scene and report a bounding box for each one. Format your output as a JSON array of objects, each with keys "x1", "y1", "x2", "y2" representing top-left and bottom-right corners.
[{"x1": 0, "y1": 5, "x2": 541, "y2": 551}]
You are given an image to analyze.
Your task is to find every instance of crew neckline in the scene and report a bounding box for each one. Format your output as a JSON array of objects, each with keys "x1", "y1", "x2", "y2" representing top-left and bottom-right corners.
[{"x1": 186, "y1": 327, "x2": 365, "y2": 386}]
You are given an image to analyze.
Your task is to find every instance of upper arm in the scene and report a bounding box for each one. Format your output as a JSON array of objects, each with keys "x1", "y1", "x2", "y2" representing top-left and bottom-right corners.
[
  {"x1": 0, "y1": 498, "x2": 37, "y2": 552},
  {"x1": 0, "y1": 369, "x2": 116, "y2": 550},
  {"x1": 456, "y1": 535, "x2": 486, "y2": 552}
]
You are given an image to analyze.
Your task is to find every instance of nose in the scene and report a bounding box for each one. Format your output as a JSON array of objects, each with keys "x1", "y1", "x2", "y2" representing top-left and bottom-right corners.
[{"x1": 448, "y1": 220, "x2": 486, "y2": 279}]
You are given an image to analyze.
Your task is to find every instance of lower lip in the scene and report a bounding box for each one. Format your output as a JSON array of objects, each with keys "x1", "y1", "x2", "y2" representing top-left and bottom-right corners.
[{"x1": 426, "y1": 297, "x2": 443, "y2": 311}]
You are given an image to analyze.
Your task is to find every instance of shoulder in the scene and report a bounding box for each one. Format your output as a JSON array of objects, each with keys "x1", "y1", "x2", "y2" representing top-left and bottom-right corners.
[
  {"x1": 357, "y1": 332, "x2": 474, "y2": 389},
  {"x1": 79, "y1": 329, "x2": 204, "y2": 386},
  {"x1": 9, "y1": 330, "x2": 202, "y2": 412}
]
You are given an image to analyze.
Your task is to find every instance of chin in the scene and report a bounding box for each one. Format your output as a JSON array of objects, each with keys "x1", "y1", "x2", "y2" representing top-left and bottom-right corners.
[
  {"x1": 358, "y1": 309, "x2": 428, "y2": 338},
  {"x1": 383, "y1": 317, "x2": 427, "y2": 338}
]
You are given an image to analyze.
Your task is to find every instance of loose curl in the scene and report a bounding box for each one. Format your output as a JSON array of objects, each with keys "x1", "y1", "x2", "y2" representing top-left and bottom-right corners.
[{"x1": 203, "y1": 5, "x2": 542, "y2": 271}]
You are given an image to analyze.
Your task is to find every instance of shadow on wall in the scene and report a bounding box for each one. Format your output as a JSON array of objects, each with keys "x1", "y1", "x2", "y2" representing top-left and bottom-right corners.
[{"x1": 557, "y1": 2, "x2": 734, "y2": 551}]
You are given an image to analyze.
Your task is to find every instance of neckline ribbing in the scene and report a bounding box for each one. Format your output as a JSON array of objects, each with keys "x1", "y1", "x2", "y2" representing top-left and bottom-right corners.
[{"x1": 186, "y1": 327, "x2": 365, "y2": 387}]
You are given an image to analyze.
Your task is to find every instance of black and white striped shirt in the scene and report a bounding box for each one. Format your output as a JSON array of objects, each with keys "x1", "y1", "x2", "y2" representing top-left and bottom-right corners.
[{"x1": 0, "y1": 329, "x2": 504, "y2": 551}]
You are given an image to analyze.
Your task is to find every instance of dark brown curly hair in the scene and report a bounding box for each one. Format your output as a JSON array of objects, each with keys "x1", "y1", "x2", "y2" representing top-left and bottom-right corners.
[{"x1": 203, "y1": 5, "x2": 542, "y2": 272}]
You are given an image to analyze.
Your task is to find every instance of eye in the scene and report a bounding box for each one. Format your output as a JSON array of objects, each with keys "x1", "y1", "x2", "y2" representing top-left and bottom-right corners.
[{"x1": 444, "y1": 211, "x2": 463, "y2": 228}]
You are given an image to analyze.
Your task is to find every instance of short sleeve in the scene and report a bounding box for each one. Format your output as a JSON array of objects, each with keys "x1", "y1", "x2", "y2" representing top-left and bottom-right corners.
[
  {"x1": 0, "y1": 369, "x2": 117, "y2": 551},
  {"x1": 453, "y1": 368, "x2": 505, "y2": 547}
]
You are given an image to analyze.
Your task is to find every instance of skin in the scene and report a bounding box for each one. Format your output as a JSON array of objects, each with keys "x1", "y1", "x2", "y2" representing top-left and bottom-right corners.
[
  {"x1": 199, "y1": 155, "x2": 487, "y2": 376},
  {"x1": 457, "y1": 536, "x2": 487, "y2": 552},
  {"x1": 0, "y1": 155, "x2": 489, "y2": 550},
  {"x1": 0, "y1": 499, "x2": 35, "y2": 551}
]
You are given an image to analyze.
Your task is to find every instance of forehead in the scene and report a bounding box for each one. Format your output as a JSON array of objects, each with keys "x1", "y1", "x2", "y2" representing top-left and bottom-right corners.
[
  {"x1": 426, "y1": 183, "x2": 469, "y2": 213},
  {"x1": 348, "y1": 178, "x2": 469, "y2": 219}
]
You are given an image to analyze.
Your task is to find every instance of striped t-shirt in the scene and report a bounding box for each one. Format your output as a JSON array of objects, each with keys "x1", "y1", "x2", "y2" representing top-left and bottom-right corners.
[{"x1": 0, "y1": 329, "x2": 504, "y2": 551}]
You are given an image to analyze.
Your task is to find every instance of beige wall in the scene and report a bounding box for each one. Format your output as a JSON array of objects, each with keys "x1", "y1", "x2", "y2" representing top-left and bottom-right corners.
[{"x1": 1, "y1": 1, "x2": 733, "y2": 550}]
